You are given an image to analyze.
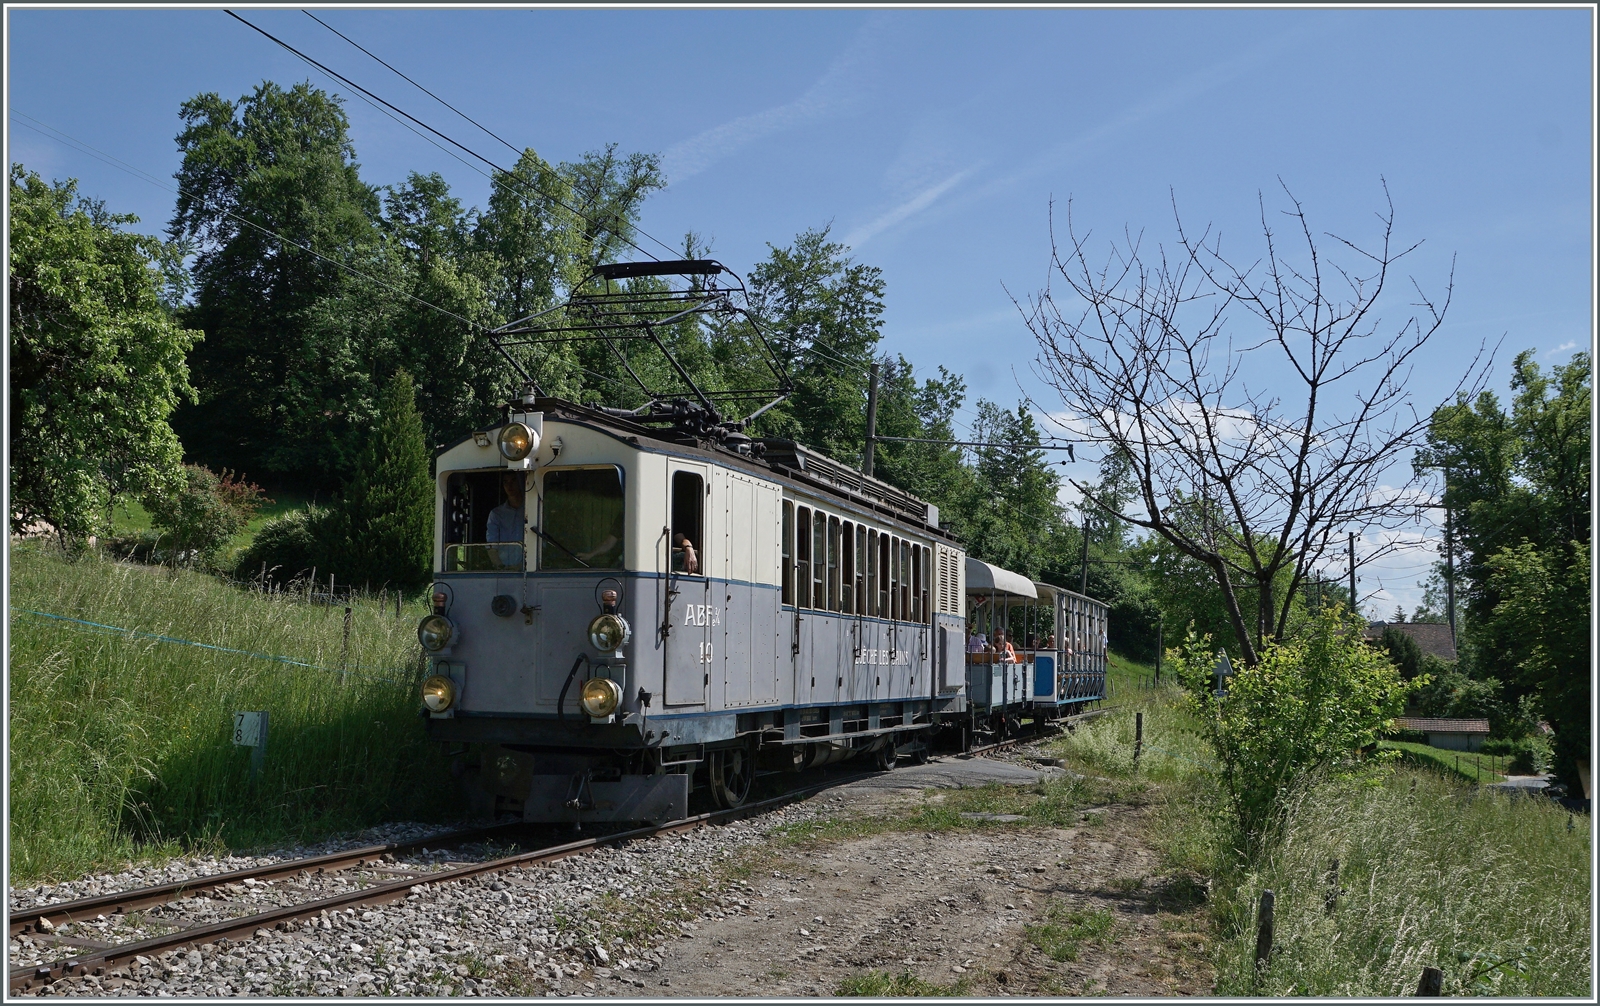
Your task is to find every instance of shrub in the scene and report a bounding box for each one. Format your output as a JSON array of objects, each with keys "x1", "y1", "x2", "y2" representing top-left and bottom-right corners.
[
  {"x1": 1482, "y1": 736, "x2": 1549, "y2": 774},
  {"x1": 144, "y1": 465, "x2": 268, "y2": 568},
  {"x1": 233, "y1": 506, "x2": 338, "y2": 586},
  {"x1": 1171, "y1": 606, "x2": 1416, "y2": 857}
]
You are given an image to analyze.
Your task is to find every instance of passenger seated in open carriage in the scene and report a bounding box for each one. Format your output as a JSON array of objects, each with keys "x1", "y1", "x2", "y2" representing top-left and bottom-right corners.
[{"x1": 992, "y1": 630, "x2": 1018, "y2": 664}]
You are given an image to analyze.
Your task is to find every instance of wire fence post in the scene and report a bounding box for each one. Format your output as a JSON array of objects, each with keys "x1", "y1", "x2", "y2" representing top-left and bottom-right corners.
[
  {"x1": 1254, "y1": 889, "x2": 1275, "y2": 979},
  {"x1": 1324, "y1": 858, "x2": 1340, "y2": 914},
  {"x1": 1133, "y1": 711, "x2": 1143, "y2": 767},
  {"x1": 1417, "y1": 966, "x2": 1443, "y2": 996},
  {"x1": 340, "y1": 606, "x2": 352, "y2": 681}
]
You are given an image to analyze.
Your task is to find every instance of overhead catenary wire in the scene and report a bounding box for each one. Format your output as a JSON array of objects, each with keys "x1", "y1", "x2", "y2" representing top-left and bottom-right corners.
[
  {"x1": 225, "y1": 9, "x2": 683, "y2": 266},
  {"x1": 10, "y1": 111, "x2": 637, "y2": 397},
  {"x1": 301, "y1": 9, "x2": 524, "y2": 159}
]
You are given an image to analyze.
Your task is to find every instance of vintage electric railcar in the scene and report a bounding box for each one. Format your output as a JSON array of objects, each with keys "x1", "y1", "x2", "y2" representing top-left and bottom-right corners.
[
  {"x1": 419, "y1": 399, "x2": 974, "y2": 823},
  {"x1": 412, "y1": 258, "x2": 1107, "y2": 825}
]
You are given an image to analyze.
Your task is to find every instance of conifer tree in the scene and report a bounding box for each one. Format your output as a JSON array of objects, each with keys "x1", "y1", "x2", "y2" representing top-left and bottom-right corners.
[{"x1": 327, "y1": 369, "x2": 434, "y2": 591}]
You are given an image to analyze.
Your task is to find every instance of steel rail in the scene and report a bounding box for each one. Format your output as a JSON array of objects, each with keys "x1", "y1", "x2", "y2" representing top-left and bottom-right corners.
[
  {"x1": 965, "y1": 704, "x2": 1116, "y2": 758},
  {"x1": 7, "y1": 822, "x2": 526, "y2": 941},
  {"x1": 8, "y1": 776, "x2": 860, "y2": 992}
]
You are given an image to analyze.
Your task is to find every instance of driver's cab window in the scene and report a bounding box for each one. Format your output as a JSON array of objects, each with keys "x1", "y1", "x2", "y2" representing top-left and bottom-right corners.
[
  {"x1": 540, "y1": 467, "x2": 625, "y2": 570},
  {"x1": 443, "y1": 470, "x2": 526, "y2": 572},
  {"x1": 670, "y1": 471, "x2": 703, "y2": 575}
]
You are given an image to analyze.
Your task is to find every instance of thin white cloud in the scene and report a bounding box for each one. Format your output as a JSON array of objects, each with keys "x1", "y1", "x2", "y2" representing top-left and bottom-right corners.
[
  {"x1": 841, "y1": 167, "x2": 978, "y2": 249},
  {"x1": 661, "y1": 17, "x2": 884, "y2": 184},
  {"x1": 1544, "y1": 340, "x2": 1580, "y2": 358}
]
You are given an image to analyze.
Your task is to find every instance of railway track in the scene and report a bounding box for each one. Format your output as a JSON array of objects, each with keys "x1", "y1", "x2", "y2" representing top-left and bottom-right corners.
[
  {"x1": 965, "y1": 703, "x2": 1117, "y2": 757},
  {"x1": 12, "y1": 711, "x2": 1120, "y2": 993},
  {"x1": 7, "y1": 775, "x2": 863, "y2": 993}
]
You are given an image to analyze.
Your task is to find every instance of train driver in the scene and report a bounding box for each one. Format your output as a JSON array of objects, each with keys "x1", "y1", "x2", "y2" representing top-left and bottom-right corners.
[{"x1": 485, "y1": 473, "x2": 525, "y2": 568}]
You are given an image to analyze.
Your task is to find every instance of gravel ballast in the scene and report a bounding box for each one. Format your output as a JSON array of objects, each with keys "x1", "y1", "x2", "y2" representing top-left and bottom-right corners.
[{"x1": 9, "y1": 807, "x2": 823, "y2": 997}]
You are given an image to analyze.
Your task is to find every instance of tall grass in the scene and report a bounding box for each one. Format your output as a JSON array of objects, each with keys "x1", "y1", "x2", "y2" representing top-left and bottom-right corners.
[
  {"x1": 1050, "y1": 663, "x2": 1591, "y2": 997},
  {"x1": 1215, "y1": 770, "x2": 1591, "y2": 997},
  {"x1": 8, "y1": 543, "x2": 459, "y2": 883}
]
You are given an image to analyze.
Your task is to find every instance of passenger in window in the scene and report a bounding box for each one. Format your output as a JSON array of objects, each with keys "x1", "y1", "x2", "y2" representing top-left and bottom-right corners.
[
  {"x1": 486, "y1": 473, "x2": 525, "y2": 568},
  {"x1": 967, "y1": 627, "x2": 988, "y2": 653},
  {"x1": 993, "y1": 630, "x2": 1018, "y2": 664},
  {"x1": 672, "y1": 532, "x2": 699, "y2": 575}
]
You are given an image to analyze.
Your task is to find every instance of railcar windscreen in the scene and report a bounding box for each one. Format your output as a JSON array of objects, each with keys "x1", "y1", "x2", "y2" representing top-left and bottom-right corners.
[{"x1": 540, "y1": 467, "x2": 625, "y2": 569}]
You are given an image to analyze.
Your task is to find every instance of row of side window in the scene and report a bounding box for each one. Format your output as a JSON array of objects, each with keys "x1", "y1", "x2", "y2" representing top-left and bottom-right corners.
[{"x1": 780, "y1": 499, "x2": 936, "y2": 624}]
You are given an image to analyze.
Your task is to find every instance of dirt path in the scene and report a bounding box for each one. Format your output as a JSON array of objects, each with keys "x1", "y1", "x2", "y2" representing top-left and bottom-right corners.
[{"x1": 605, "y1": 758, "x2": 1214, "y2": 997}]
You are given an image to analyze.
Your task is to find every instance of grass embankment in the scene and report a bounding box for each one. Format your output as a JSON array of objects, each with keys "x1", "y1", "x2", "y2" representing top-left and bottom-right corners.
[
  {"x1": 1038, "y1": 666, "x2": 1590, "y2": 997},
  {"x1": 1379, "y1": 740, "x2": 1511, "y2": 783},
  {"x1": 1213, "y1": 770, "x2": 1590, "y2": 997},
  {"x1": 8, "y1": 544, "x2": 458, "y2": 883},
  {"x1": 111, "y1": 490, "x2": 312, "y2": 557}
]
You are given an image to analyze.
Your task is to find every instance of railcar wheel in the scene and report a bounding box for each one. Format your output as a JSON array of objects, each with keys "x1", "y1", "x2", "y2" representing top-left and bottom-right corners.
[
  {"x1": 710, "y1": 747, "x2": 752, "y2": 809},
  {"x1": 875, "y1": 739, "x2": 898, "y2": 771}
]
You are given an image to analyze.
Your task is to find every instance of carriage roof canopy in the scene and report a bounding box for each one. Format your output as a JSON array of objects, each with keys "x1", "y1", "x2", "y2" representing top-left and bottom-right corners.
[{"x1": 964, "y1": 557, "x2": 1037, "y2": 599}]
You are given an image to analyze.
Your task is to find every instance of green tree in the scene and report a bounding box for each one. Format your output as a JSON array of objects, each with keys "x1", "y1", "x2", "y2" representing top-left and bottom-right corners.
[
  {"x1": 1171, "y1": 607, "x2": 1415, "y2": 856},
  {"x1": 1379, "y1": 625, "x2": 1423, "y2": 679},
  {"x1": 322, "y1": 369, "x2": 435, "y2": 591},
  {"x1": 8, "y1": 165, "x2": 201, "y2": 545},
  {"x1": 1485, "y1": 540, "x2": 1590, "y2": 788},
  {"x1": 168, "y1": 81, "x2": 382, "y2": 488},
  {"x1": 1417, "y1": 350, "x2": 1590, "y2": 789},
  {"x1": 744, "y1": 226, "x2": 887, "y2": 459},
  {"x1": 379, "y1": 172, "x2": 498, "y2": 447}
]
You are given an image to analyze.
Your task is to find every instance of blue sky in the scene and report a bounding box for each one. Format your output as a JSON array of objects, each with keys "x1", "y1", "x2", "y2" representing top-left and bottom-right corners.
[{"x1": 6, "y1": 5, "x2": 1593, "y2": 615}]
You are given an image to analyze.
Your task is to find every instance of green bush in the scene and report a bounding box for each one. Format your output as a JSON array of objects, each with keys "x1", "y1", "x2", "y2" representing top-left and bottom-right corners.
[
  {"x1": 145, "y1": 465, "x2": 268, "y2": 568},
  {"x1": 1171, "y1": 607, "x2": 1416, "y2": 857},
  {"x1": 1481, "y1": 736, "x2": 1550, "y2": 774},
  {"x1": 232, "y1": 505, "x2": 339, "y2": 587}
]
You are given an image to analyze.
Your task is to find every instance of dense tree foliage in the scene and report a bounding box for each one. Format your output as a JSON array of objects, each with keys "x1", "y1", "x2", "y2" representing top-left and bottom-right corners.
[
  {"x1": 8, "y1": 166, "x2": 201, "y2": 546},
  {"x1": 1416, "y1": 350, "x2": 1591, "y2": 789},
  {"x1": 168, "y1": 82, "x2": 664, "y2": 490}
]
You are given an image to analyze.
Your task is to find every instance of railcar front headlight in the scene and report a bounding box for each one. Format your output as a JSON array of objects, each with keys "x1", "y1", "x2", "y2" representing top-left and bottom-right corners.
[
  {"x1": 579, "y1": 677, "x2": 622, "y2": 718},
  {"x1": 421, "y1": 674, "x2": 457, "y2": 713},
  {"x1": 587, "y1": 612, "x2": 631, "y2": 653},
  {"x1": 498, "y1": 421, "x2": 536, "y2": 461},
  {"x1": 417, "y1": 614, "x2": 456, "y2": 652}
]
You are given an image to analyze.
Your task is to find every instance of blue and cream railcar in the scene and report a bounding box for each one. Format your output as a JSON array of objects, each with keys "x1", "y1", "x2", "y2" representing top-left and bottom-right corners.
[
  {"x1": 1029, "y1": 582, "x2": 1109, "y2": 712},
  {"x1": 417, "y1": 399, "x2": 969, "y2": 824}
]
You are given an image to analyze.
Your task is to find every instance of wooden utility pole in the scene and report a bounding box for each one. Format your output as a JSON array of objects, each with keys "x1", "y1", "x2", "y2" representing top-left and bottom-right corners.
[
  {"x1": 1348, "y1": 532, "x2": 1357, "y2": 618},
  {"x1": 1080, "y1": 512, "x2": 1090, "y2": 595},
  {"x1": 862, "y1": 362, "x2": 880, "y2": 478},
  {"x1": 1444, "y1": 507, "x2": 1456, "y2": 646}
]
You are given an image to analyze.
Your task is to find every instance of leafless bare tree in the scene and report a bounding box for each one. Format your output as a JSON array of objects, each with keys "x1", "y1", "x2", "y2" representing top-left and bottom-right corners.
[{"x1": 1022, "y1": 180, "x2": 1489, "y2": 664}]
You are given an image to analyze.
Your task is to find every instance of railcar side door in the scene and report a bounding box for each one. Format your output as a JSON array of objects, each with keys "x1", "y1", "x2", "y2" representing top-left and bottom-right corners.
[{"x1": 664, "y1": 464, "x2": 713, "y2": 706}]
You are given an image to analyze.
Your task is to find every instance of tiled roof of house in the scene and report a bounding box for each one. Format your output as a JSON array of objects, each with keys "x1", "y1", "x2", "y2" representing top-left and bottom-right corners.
[
  {"x1": 1365, "y1": 621, "x2": 1458, "y2": 661},
  {"x1": 1393, "y1": 716, "x2": 1491, "y2": 734}
]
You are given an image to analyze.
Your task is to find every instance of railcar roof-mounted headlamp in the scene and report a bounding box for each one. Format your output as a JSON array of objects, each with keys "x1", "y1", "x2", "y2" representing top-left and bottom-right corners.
[{"x1": 498, "y1": 412, "x2": 543, "y2": 469}]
